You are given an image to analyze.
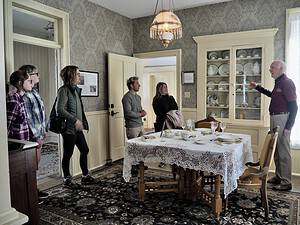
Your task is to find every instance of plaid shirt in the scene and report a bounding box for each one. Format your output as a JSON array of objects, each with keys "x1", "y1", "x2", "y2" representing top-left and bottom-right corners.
[
  {"x1": 23, "y1": 88, "x2": 47, "y2": 141},
  {"x1": 6, "y1": 86, "x2": 30, "y2": 140}
]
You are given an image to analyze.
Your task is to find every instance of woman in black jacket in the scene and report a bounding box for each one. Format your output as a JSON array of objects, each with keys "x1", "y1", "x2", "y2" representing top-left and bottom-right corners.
[
  {"x1": 57, "y1": 65, "x2": 95, "y2": 188},
  {"x1": 152, "y1": 82, "x2": 178, "y2": 132}
]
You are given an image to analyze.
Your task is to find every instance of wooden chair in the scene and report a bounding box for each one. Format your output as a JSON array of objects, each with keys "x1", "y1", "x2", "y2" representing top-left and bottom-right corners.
[
  {"x1": 238, "y1": 126, "x2": 279, "y2": 220},
  {"x1": 195, "y1": 116, "x2": 221, "y2": 132},
  {"x1": 194, "y1": 116, "x2": 221, "y2": 192}
]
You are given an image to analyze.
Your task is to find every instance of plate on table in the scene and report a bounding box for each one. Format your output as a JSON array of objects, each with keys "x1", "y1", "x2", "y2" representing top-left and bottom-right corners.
[
  {"x1": 218, "y1": 80, "x2": 228, "y2": 90},
  {"x1": 236, "y1": 63, "x2": 243, "y2": 75},
  {"x1": 244, "y1": 62, "x2": 254, "y2": 75},
  {"x1": 207, "y1": 81, "x2": 216, "y2": 90},
  {"x1": 208, "y1": 52, "x2": 218, "y2": 60},
  {"x1": 217, "y1": 134, "x2": 241, "y2": 143},
  {"x1": 195, "y1": 140, "x2": 206, "y2": 145},
  {"x1": 236, "y1": 49, "x2": 247, "y2": 58},
  {"x1": 207, "y1": 65, "x2": 218, "y2": 76},
  {"x1": 218, "y1": 64, "x2": 229, "y2": 76}
]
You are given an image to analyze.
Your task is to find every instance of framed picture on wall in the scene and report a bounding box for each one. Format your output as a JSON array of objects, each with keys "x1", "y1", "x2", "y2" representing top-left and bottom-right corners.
[
  {"x1": 182, "y1": 71, "x2": 194, "y2": 84},
  {"x1": 78, "y1": 70, "x2": 99, "y2": 97}
]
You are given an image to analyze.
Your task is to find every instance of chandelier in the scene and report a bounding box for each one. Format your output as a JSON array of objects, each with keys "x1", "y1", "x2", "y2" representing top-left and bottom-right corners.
[{"x1": 150, "y1": 0, "x2": 182, "y2": 48}]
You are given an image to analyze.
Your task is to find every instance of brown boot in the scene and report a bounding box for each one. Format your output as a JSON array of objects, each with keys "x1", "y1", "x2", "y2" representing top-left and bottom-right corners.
[{"x1": 267, "y1": 176, "x2": 281, "y2": 185}]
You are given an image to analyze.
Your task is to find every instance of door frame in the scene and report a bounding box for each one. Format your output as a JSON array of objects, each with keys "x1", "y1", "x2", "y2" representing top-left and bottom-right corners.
[
  {"x1": 4, "y1": 0, "x2": 70, "y2": 177},
  {"x1": 134, "y1": 49, "x2": 182, "y2": 109}
]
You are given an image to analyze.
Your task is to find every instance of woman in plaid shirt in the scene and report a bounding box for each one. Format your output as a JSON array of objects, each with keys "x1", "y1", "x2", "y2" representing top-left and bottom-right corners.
[{"x1": 6, "y1": 70, "x2": 33, "y2": 140}]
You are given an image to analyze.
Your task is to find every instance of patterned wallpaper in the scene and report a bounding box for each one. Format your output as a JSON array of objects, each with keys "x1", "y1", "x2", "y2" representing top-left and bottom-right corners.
[
  {"x1": 133, "y1": 0, "x2": 300, "y2": 108},
  {"x1": 34, "y1": 0, "x2": 133, "y2": 111}
]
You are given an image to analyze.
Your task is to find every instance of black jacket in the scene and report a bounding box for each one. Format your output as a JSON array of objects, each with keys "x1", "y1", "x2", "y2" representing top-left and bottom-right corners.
[{"x1": 152, "y1": 95, "x2": 178, "y2": 132}]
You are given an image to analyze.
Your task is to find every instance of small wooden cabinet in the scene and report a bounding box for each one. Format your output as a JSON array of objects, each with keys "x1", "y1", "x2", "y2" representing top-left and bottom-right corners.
[
  {"x1": 193, "y1": 29, "x2": 278, "y2": 160},
  {"x1": 8, "y1": 140, "x2": 39, "y2": 225}
]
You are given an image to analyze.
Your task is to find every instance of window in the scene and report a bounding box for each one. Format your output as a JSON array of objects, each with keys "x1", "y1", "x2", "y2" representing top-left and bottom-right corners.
[{"x1": 286, "y1": 8, "x2": 300, "y2": 148}]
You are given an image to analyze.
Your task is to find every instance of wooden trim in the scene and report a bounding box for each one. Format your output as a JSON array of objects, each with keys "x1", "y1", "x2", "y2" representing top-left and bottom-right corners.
[
  {"x1": 13, "y1": 33, "x2": 61, "y2": 48},
  {"x1": 85, "y1": 110, "x2": 109, "y2": 116},
  {"x1": 286, "y1": 7, "x2": 300, "y2": 14},
  {"x1": 193, "y1": 28, "x2": 279, "y2": 43},
  {"x1": 181, "y1": 108, "x2": 197, "y2": 112}
]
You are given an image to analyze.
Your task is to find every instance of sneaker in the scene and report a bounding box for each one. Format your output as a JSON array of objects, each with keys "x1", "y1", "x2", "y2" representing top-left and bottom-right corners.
[
  {"x1": 81, "y1": 174, "x2": 96, "y2": 185},
  {"x1": 64, "y1": 177, "x2": 81, "y2": 189},
  {"x1": 38, "y1": 190, "x2": 49, "y2": 199},
  {"x1": 267, "y1": 176, "x2": 281, "y2": 185}
]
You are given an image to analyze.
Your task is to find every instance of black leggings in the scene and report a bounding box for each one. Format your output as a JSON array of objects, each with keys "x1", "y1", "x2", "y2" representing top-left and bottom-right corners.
[{"x1": 62, "y1": 131, "x2": 89, "y2": 178}]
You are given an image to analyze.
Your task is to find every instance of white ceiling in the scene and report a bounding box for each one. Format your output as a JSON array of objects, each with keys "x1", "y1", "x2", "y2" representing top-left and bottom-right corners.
[{"x1": 88, "y1": 0, "x2": 232, "y2": 19}]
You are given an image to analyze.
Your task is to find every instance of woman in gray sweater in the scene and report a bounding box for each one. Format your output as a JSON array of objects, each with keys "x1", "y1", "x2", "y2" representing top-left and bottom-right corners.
[{"x1": 57, "y1": 65, "x2": 95, "y2": 188}]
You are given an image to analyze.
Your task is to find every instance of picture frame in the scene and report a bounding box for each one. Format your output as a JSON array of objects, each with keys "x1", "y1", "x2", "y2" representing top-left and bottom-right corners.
[
  {"x1": 182, "y1": 71, "x2": 194, "y2": 84},
  {"x1": 77, "y1": 70, "x2": 99, "y2": 97}
]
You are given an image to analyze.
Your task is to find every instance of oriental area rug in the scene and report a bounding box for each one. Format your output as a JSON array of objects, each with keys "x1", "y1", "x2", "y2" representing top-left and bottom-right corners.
[{"x1": 40, "y1": 162, "x2": 299, "y2": 225}]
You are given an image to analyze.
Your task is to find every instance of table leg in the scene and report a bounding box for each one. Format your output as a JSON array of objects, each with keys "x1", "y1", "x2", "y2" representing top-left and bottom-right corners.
[
  {"x1": 214, "y1": 175, "x2": 222, "y2": 223},
  {"x1": 191, "y1": 170, "x2": 197, "y2": 202},
  {"x1": 138, "y1": 162, "x2": 145, "y2": 201},
  {"x1": 178, "y1": 167, "x2": 185, "y2": 199}
]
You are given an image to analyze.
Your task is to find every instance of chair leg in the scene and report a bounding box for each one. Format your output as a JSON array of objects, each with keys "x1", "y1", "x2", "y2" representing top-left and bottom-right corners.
[{"x1": 261, "y1": 178, "x2": 269, "y2": 220}]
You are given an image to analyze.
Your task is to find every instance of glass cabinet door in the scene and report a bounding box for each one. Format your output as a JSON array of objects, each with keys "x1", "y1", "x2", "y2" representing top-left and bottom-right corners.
[
  {"x1": 206, "y1": 49, "x2": 230, "y2": 119},
  {"x1": 235, "y1": 47, "x2": 262, "y2": 120}
]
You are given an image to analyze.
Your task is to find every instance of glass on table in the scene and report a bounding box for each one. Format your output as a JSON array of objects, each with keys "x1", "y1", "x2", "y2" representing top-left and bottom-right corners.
[
  {"x1": 220, "y1": 122, "x2": 226, "y2": 133},
  {"x1": 210, "y1": 121, "x2": 218, "y2": 134}
]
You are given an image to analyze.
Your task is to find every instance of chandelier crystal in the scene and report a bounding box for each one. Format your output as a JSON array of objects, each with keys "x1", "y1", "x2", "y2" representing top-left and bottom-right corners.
[{"x1": 150, "y1": 0, "x2": 182, "y2": 48}]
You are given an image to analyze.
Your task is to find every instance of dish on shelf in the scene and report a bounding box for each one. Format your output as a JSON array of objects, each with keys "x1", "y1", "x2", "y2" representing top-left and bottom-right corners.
[
  {"x1": 236, "y1": 63, "x2": 243, "y2": 75},
  {"x1": 244, "y1": 62, "x2": 254, "y2": 75},
  {"x1": 252, "y1": 49, "x2": 261, "y2": 57},
  {"x1": 207, "y1": 64, "x2": 218, "y2": 76},
  {"x1": 208, "y1": 52, "x2": 218, "y2": 60},
  {"x1": 207, "y1": 94, "x2": 218, "y2": 106},
  {"x1": 222, "y1": 51, "x2": 230, "y2": 59},
  {"x1": 254, "y1": 96, "x2": 261, "y2": 107},
  {"x1": 218, "y1": 63, "x2": 229, "y2": 76},
  {"x1": 236, "y1": 49, "x2": 247, "y2": 58},
  {"x1": 218, "y1": 80, "x2": 228, "y2": 90},
  {"x1": 207, "y1": 81, "x2": 216, "y2": 90}
]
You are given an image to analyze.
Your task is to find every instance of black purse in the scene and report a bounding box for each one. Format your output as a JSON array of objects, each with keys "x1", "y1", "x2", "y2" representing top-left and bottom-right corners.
[{"x1": 49, "y1": 97, "x2": 66, "y2": 134}]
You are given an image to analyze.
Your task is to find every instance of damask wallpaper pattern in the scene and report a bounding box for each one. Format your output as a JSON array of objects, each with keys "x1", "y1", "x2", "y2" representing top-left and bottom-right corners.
[
  {"x1": 133, "y1": 0, "x2": 300, "y2": 108},
  {"x1": 34, "y1": 0, "x2": 133, "y2": 111}
]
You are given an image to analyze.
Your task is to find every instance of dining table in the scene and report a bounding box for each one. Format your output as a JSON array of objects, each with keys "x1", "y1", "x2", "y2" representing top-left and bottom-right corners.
[{"x1": 123, "y1": 129, "x2": 253, "y2": 222}]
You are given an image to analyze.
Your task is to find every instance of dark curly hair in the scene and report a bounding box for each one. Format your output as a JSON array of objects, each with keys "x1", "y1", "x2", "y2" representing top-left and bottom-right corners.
[{"x1": 60, "y1": 65, "x2": 79, "y2": 85}]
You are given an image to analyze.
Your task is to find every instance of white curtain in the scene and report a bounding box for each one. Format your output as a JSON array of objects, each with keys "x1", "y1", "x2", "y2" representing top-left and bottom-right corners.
[{"x1": 286, "y1": 11, "x2": 300, "y2": 148}]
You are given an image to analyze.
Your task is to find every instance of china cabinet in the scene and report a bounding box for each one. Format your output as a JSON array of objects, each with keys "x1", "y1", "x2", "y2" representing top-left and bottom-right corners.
[{"x1": 193, "y1": 29, "x2": 278, "y2": 160}]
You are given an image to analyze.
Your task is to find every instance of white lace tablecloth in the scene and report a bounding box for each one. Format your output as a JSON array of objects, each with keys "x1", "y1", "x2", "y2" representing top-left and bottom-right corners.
[{"x1": 123, "y1": 130, "x2": 253, "y2": 197}]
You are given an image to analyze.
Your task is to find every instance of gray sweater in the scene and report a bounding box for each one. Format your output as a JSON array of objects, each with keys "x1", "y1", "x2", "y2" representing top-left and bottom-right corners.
[{"x1": 122, "y1": 91, "x2": 143, "y2": 128}]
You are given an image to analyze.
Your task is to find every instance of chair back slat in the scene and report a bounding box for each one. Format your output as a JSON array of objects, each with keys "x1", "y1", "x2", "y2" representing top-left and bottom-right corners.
[
  {"x1": 261, "y1": 126, "x2": 279, "y2": 168},
  {"x1": 195, "y1": 117, "x2": 221, "y2": 131}
]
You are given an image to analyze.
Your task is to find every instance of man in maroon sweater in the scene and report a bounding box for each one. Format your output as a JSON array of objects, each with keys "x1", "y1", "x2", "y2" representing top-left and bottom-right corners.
[{"x1": 250, "y1": 60, "x2": 298, "y2": 191}]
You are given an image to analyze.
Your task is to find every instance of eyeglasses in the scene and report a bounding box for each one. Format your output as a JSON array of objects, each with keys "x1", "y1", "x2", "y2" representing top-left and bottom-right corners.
[{"x1": 29, "y1": 72, "x2": 39, "y2": 76}]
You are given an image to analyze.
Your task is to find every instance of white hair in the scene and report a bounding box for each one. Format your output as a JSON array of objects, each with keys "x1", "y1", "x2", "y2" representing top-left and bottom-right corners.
[{"x1": 273, "y1": 60, "x2": 286, "y2": 73}]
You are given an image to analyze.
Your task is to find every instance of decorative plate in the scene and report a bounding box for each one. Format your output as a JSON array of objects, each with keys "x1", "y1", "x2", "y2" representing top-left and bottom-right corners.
[
  {"x1": 218, "y1": 80, "x2": 228, "y2": 90},
  {"x1": 244, "y1": 62, "x2": 254, "y2": 75},
  {"x1": 207, "y1": 81, "x2": 216, "y2": 90},
  {"x1": 236, "y1": 64, "x2": 243, "y2": 75},
  {"x1": 252, "y1": 49, "x2": 261, "y2": 57},
  {"x1": 208, "y1": 52, "x2": 218, "y2": 60},
  {"x1": 254, "y1": 96, "x2": 261, "y2": 107},
  {"x1": 222, "y1": 51, "x2": 230, "y2": 59},
  {"x1": 207, "y1": 94, "x2": 218, "y2": 105},
  {"x1": 207, "y1": 64, "x2": 218, "y2": 76},
  {"x1": 236, "y1": 49, "x2": 247, "y2": 58},
  {"x1": 218, "y1": 64, "x2": 229, "y2": 76}
]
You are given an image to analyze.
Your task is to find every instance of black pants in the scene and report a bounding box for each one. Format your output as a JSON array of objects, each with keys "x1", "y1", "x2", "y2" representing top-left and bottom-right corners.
[{"x1": 62, "y1": 131, "x2": 89, "y2": 178}]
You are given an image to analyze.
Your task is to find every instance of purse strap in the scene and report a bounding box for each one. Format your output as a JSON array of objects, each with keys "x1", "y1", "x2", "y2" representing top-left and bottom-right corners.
[{"x1": 50, "y1": 97, "x2": 58, "y2": 117}]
